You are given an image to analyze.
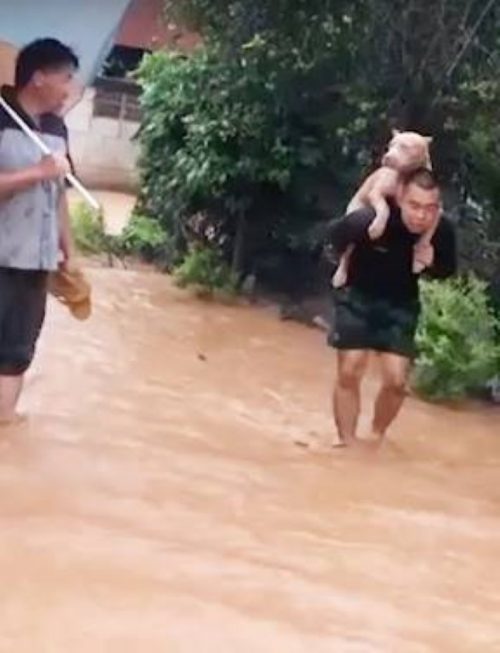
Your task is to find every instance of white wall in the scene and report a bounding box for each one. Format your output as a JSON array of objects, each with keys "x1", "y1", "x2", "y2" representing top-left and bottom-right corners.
[{"x1": 65, "y1": 88, "x2": 140, "y2": 192}]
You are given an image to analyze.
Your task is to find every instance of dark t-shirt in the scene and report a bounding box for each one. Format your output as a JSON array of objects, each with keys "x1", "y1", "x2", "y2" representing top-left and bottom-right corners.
[{"x1": 328, "y1": 205, "x2": 457, "y2": 304}]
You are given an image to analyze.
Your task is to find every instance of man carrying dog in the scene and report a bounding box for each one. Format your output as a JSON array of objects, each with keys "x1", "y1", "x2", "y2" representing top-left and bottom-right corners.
[{"x1": 327, "y1": 168, "x2": 457, "y2": 447}]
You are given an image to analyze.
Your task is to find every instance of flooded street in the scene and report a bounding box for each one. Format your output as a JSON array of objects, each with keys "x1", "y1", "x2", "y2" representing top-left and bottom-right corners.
[{"x1": 1, "y1": 268, "x2": 499, "y2": 652}]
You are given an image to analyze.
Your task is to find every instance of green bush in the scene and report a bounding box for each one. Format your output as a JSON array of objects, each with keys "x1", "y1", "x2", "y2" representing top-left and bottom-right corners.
[
  {"x1": 71, "y1": 202, "x2": 107, "y2": 254},
  {"x1": 174, "y1": 246, "x2": 238, "y2": 296},
  {"x1": 413, "y1": 275, "x2": 500, "y2": 401},
  {"x1": 118, "y1": 213, "x2": 173, "y2": 264},
  {"x1": 135, "y1": 33, "x2": 372, "y2": 284}
]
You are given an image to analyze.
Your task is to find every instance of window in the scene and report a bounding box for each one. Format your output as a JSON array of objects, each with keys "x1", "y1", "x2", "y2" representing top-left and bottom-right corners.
[
  {"x1": 92, "y1": 45, "x2": 147, "y2": 121},
  {"x1": 92, "y1": 77, "x2": 141, "y2": 122}
]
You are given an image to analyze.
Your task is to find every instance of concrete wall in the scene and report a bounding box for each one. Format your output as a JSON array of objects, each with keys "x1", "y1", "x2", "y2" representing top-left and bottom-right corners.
[{"x1": 65, "y1": 88, "x2": 140, "y2": 192}]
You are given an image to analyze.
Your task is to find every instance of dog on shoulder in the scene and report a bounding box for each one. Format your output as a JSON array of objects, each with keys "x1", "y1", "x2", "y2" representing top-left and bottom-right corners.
[{"x1": 332, "y1": 130, "x2": 437, "y2": 289}]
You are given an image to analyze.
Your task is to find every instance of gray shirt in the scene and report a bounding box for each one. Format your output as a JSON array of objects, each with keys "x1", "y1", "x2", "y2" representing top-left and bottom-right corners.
[{"x1": 0, "y1": 87, "x2": 69, "y2": 271}]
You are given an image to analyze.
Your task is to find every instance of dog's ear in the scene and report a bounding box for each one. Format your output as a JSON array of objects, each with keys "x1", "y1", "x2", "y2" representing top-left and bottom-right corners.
[
  {"x1": 425, "y1": 136, "x2": 433, "y2": 145},
  {"x1": 391, "y1": 128, "x2": 401, "y2": 138}
]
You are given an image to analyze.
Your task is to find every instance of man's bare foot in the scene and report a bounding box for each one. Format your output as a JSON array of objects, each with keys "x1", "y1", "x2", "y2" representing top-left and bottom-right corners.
[
  {"x1": 362, "y1": 432, "x2": 385, "y2": 451},
  {"x1": 294, "y1": 433, "x2": 370, "y2": 453},
  {"x1": 0, "y1": 412, "x2": 28, "y2": 428},
  {"x1": 335, "y1": 435, "x2": 369, "y2": 450},
  {"x1": 294, "y1": 432, "x2": 350, "y2": 453}
]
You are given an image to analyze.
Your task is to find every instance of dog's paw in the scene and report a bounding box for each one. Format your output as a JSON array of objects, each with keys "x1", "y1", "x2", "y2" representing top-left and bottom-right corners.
[
  {"x1": 413, "y1": 244, "x2": 434, "y2": 273},
  {"x1": 412, "y1": 260, "x2": 426, "y2": 274},
  {"x1": 368, "y1": 221, "x2": 385, "y2": 240},
  {"x1": 332, "y1": 270, "x2": 347, "y2": 288}
]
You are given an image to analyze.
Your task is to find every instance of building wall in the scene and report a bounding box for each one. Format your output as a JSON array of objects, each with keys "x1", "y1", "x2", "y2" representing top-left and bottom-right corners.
[
  {"x1": 65, "y1": 0, "x2": 200, "y2": 192},
  {"x1": 65, "y1": 88, "x2": 140, "y2": 192}
]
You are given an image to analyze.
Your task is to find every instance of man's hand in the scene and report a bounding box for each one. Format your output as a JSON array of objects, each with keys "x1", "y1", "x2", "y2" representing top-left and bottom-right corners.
[
  {"x1": 0, "y1": 153, "x2": 72, "y2": 200},
  {"x1": 36, "y1": 154, "x2": 71, "y2": 182},
  {"x1": 59, "y1": 237, "x2": 76, "y2": 272}
]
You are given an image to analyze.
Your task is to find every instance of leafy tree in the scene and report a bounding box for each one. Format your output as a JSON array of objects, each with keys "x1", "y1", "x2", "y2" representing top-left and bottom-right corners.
[{"x1": 136, "y1": 0, "x2": 500, "y2": 297}]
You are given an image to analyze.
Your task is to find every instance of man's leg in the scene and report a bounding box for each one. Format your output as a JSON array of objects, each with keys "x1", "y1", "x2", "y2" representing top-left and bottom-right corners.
[
  {"x1": 371, "y1": 352, "x2": 411, "y2": 442},
  {"x1": 0, "y1": 375, "x2": 24, "y2": 424},
  {"x1": 0, "y1": 270, "x2": 47, "y2": 425},
  {"x1": 333, "y1": 350, "x2": 369, "y2": 446}
]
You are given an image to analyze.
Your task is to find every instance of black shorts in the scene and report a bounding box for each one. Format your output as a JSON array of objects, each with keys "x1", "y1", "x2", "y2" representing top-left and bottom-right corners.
[
  {"x1": 328, "y1": 287, "x2": 420, "y2": 359},
  {"x1": 0, "y1": 268, "x2": 48, "y2": 376}
]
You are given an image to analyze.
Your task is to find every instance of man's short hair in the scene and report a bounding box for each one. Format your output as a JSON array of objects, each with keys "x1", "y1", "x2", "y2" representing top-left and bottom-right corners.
[
  {"x1": 15, "y1": 38, "x2": 79, "y2": 88},
  {"x1": 401, "y1": 167, "x2": 439, "y2": 191}
]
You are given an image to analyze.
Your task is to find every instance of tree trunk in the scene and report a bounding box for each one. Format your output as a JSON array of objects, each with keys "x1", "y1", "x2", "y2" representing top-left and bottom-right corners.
[{"x1": 231, "y1": 210, "x2": 246, "y2": 278}]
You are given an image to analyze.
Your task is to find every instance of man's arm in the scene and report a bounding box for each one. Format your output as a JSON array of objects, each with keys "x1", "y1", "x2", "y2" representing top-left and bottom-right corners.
[
  {"x1": 0, "y1": 164, "x2": 44, "y2": 199},
  {"x1": 0, "y1": 154, "x2": 71, "y2": 200},
  {"x1": 427, "y1": 217, "x2": 457, "y2": 279},
  {"x1": 324, "y1": 207, "x2": 376, "y2": 252}
]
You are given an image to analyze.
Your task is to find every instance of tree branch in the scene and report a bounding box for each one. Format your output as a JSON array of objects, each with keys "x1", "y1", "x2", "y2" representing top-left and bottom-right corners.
[{"x1": 445, "y1": 0, "x2": 499, "y2": 80}]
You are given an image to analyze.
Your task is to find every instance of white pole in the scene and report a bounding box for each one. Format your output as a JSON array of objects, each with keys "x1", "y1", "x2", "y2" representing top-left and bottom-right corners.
[{"x1": 0, "y1": 95, "x2": 100, "y2": 211}]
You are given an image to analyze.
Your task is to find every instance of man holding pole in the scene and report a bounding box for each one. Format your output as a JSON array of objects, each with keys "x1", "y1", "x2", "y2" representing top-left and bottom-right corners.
[{"x1": 0, "y1": 38, "x2": 78, "y2": 424}]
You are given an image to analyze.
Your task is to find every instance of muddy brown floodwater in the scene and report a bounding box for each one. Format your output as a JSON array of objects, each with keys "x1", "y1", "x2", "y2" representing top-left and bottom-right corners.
[{"x1": 1, "y1": 268, "x2": 499, "y2": 652}]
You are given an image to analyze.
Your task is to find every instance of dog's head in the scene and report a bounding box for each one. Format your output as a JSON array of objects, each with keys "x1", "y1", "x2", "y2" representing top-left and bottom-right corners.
[{"x1": 382, "y1": 130, "x2": 433, "y2": 171}]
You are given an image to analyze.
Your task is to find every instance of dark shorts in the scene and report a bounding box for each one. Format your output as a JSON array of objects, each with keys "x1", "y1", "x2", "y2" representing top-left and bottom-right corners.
[
  {"x1": 328, "y1": 287, "x2": 420, "y2": 359},
  {"x1": 0, "y1": 268, "x2": 48, "y2": 376}
]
